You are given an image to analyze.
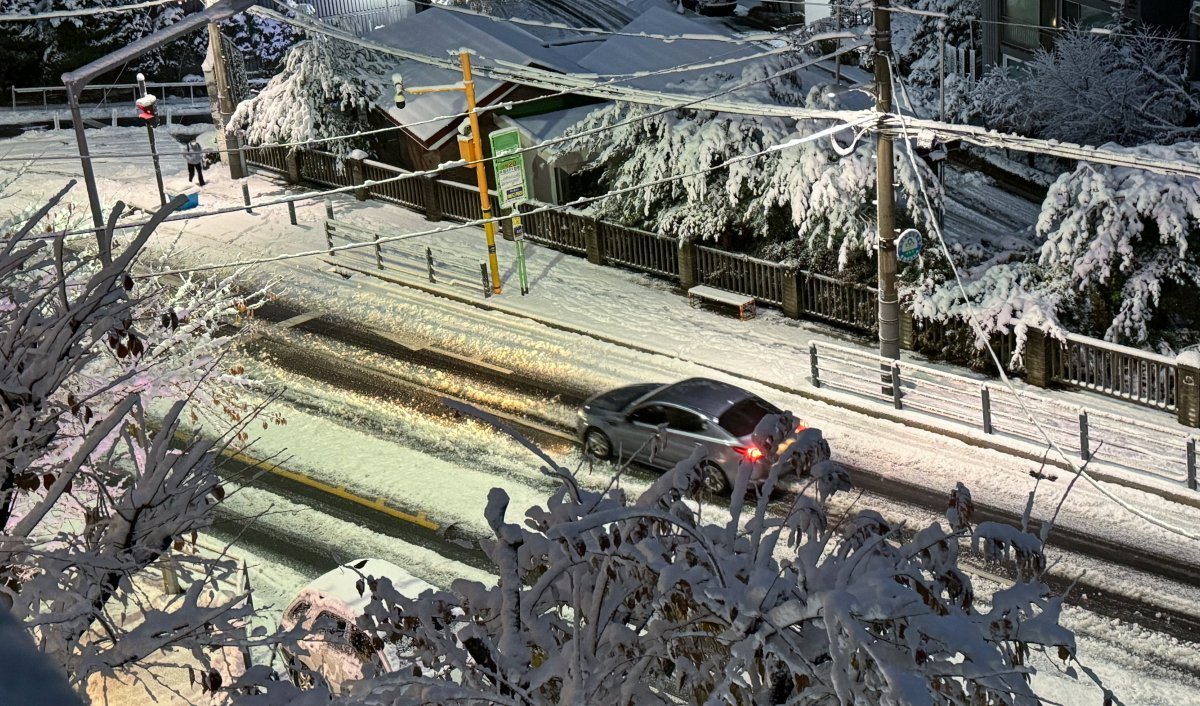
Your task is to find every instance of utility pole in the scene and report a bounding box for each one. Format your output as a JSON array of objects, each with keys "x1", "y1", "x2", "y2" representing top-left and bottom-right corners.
[
  {"x1": 136, "y1": 73, "x2": 167, "y2": 207},
  {"x1": 205, "y1": 21, "x2": 247, "y2": 180},
  {"x1": 405, "y1": 50, "x2": 503, "y2": 295},
  {"x1": 874, "y1": 0, "x2": 900, "y2": 361}
]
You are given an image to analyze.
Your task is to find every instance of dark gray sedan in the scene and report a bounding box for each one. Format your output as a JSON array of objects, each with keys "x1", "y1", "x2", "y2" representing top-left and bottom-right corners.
[{"x1": 576, "y1": 377, "x2": 829, "y2": 495}]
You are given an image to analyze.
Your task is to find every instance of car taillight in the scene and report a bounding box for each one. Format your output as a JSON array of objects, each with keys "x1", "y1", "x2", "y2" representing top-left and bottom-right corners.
[{"x1": 737, "y1": 446, "x2": 764, "y2": 462}]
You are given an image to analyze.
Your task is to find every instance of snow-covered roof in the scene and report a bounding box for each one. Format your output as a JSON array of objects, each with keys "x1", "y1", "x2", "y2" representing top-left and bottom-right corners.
[
  {"x1": 575, "y1": 6, "x2": 762, "y2": 92},
  {"x1": 498, "y1": 103, "x2": 606, "y2": 145},
  {"x1": 365, "y1": 8, "x2": 587, "y2": 146}
]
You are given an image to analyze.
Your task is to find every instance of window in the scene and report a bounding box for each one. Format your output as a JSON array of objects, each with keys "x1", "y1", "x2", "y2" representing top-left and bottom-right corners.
[
  {"x1": 664, "y1": 407, "x2": 706, "y2": 434},
  {"x1": 1062, "y1": 1, "x2": 1112, "y2": 28},
  {"x1": 718, "y1": 397, "x2": 780, "y2": 437},
  {"x1": 1000, "y1": 0, "x2": 1041, "y2": 51},
  {"x1": 629, "y1": 405, "x2": 667, "y2": 426},
  {"x1": 287, "y1": 600, "x2": 311, "y2": 624}
]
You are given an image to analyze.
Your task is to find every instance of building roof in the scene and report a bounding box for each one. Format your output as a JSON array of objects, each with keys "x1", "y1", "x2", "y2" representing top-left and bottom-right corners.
[
  {"x1": 575, "y1": 6, "x2": 762, "y2": 92},
  {"x1": 365, "y1": 8, "x2": 586, "y2": 147}
]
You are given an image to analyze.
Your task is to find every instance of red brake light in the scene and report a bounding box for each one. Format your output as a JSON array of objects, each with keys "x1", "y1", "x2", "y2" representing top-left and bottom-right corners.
[
  {"x1": 795, "y1": 423, "x2": 807, "y2": 432},
  {"x1": 738, "y1": 446, "x2": 764, "y2": 462}
]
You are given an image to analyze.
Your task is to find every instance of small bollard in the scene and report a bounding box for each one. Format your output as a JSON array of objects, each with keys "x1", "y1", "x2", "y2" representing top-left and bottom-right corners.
[
  {"x1": 426, "y1": 247, "x2": 436, "y2": 283},
  {"x1": 325, "y1": 199, "x2": 334, "y2": 221},
  {"x1": 809, "y1": 342, "x2": 820, "y2": 388},
  {"x1": 287, "y1": 199, "x2": 298, "y2": 226},
  {"x1": 111, "y1": 108, "x2": 117, "y2": 127},
  {"x1": 480, "y1": 263, "x2": 490, "y2": 298},
  {"x1": 53, "y1": 112, "x2": 60, "y2": 130},
  {"x1": 980, "y1": 384, "x2": 993, "y2": 434},
  {"x1": 1078, "y1": 410, "x2": 1090, "y2": 461},
  {"x1": 241, "y1": 180, "x2": 253, "y2": 214}
]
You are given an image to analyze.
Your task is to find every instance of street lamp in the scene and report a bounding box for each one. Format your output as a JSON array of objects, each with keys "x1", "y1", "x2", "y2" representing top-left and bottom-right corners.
[{"x1": 395, "y1": 50, "x2": 503, "y2": 296}]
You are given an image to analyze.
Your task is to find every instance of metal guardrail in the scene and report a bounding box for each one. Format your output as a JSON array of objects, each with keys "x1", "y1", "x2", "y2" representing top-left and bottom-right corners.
[
  {"x1": 9, "y1": 81, "x2": 209, "y2": 111},
  {"x1": 809, "y1": 341, "x2": 1198, "y2": 490}
]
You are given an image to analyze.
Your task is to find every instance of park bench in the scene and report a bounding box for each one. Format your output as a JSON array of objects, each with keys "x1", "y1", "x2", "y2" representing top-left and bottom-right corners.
[{"x1": 687, "y1": 284, "x2": 757, "y2": 320}]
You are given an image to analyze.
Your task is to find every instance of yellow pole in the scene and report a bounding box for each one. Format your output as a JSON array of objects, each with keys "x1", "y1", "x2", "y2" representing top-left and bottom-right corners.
[{"x1": 461, "y1": 51, "x2": 502, "y2": 295}]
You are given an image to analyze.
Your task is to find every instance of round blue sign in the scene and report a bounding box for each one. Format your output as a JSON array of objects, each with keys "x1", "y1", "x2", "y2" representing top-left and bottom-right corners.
[{"x1": 896, "y1": 229, "x2": 923, "y2": 263}]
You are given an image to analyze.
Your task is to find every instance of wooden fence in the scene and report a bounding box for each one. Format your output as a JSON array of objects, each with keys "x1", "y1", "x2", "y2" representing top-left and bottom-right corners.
[
  {"x1": 600, "y1": 221, "x2": 677, "y2": 277},
  {"x1": 1051, "y1": 333, "x2": 1177, "y2": 412}
]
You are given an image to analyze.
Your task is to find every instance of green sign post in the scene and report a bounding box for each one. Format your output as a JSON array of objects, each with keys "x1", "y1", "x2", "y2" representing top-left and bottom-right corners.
[{"x1": 489, "y1": 128, "x2": 530, "y2": 294}]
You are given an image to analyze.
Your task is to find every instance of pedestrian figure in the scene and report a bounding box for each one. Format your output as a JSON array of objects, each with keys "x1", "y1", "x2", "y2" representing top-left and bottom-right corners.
[{"x1": 184, "y1": 140, "x2": 206, "y2": 186}]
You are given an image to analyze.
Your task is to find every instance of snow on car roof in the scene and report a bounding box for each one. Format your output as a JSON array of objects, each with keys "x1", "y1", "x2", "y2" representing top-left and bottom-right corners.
[{"x1": 300, "y1": 558, "x2": 436, "y2": 617}]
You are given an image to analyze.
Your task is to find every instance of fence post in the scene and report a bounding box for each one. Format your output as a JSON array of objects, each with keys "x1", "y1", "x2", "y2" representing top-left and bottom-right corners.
[
  {"x1": 426, "y1": 247, "x2": 436, "y2": 283},
  {"x1": 325, "y1": 198, "x2": 334, "y2": 222},
  {"x1": 1024, "y1": 327, "x2": 1054, "y2": 388},
  {"x1": 891, "y1": 362, "x2": 903, "y2": 409},
  {"x1": 480, "y1": 263, "x2": 490, "y2": 298},
  {"x1": 287, "y1": 200, "x2": 298, "y2": 226},
  {"x1": 1188, "y1": 438, "x2": 1196, "y2": 490},
  {"x1": 1078, "y1": 410, "x2": 1089, "y2": 460},
  {"x1": 809, "y1": 342, "x2": 820, "y2": 388},
  {"x1": 111, "y1": 108, "x2": 117, "y2": 127},
  {"x1": 325, "y1": 223, "x2": 335, "y2": 256},
  {"x1": 350, "y1": 156, "x2": 368, "y2": 201},
  {"x1": 285, "y1": 149, "x2": 301, "y2": 184},
  {"x1": 583, "y1": 217, "x2": 605, "y2": 266},
  {"x1": 782, "y1": 268, "x2": 801, "y2": 319},
  {"x1": 678, "y1": 240, "x2": 698, "y2": 290},
  {"x1": 241, "y1": 180, "x2": 253, "y2": 214},
  {"x1": 980, "y1": 384, "x2": 993, "y2": 434},
  {"x1": 900, "y1": 308, "x2": 917, "y2": 350},
  {"x1": 53, "y1": 112, "x2": 60, "y2": 130},
  {"x1": 1176, "y1": 353, "x2": 1199, "y2": 428}
]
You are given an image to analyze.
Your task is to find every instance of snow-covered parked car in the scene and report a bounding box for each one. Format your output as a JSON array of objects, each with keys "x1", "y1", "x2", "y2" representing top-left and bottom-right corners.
[
  {"x1": 577, "y1": 377, "x2": 831, "y2": 495},
  {"x1": 279, "y1": 558, "x2": 436, "y2": 692}
]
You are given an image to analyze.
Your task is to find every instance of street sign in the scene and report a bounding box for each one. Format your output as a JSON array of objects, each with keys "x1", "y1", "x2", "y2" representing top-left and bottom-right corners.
[
  {"x1": 489, "y1": 127, "x2": 528, "y2": 209},
  {"x1": 896, "y1": 228, "x2": 923, "y2": 263}
]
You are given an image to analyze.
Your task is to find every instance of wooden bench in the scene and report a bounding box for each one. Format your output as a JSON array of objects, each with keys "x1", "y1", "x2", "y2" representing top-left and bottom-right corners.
[{"x1": 687, "y1": 284, "x2": 756, "y2": 320}]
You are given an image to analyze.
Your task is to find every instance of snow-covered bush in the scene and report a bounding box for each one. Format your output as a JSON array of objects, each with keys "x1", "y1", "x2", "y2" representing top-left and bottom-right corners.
[
  {"x1": 1035, "y1": 145, "x2": 1200, "y2": 345},
  {"x1": 231, "y1": 33, "x2": 391, "y2": 155},
  {"x1": 973, "y1": 24, "x2": 1199, "y2": 147},
  {"x1": 0, "y1": 186, "x2": 271, "y2": 691},
  {"x1": 325, "y1": 418, "x2": 1086, "y2": 705}
]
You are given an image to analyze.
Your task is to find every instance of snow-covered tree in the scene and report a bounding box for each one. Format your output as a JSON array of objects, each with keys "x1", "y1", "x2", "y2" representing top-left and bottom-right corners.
[
  {"x1": 560, "y1": 74, "x2": 941, "y2": 275},
  {"x1": 893, "y1": 0, "x2": 979, "y2": 121},
  {"x1": 0, "y1": 0, "x2": 197, "y2": 85},
  {"x1": 0, "y1": 185, "x2": 272, "y2": 692},
  {"x1": 324, "y1": 414, "x2": 1089, "y2": 706},
  {"x1": 231, "y1": 33, "x2": 391, "y2": 154},
  {"x1": 223, "y1": 13, "x2": 302, "y2": 75},
  {"x1": 973, "y1": 24, "x2": 1199, "y2": 147},
  {"x1": 1035, "y1": 145, "x2": 1200, "y2": 346}
]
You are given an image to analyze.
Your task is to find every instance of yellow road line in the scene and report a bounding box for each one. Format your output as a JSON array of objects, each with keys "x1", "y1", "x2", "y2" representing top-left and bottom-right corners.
[{"x1": 219, "y1": 444, "x2": 440, "y2": 532}]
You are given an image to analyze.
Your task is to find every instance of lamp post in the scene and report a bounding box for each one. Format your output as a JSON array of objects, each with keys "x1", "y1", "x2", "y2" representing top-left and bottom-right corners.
[
  {"x1": 398, "y1": 50, "x2": 503, "y2": 295},
  {"x1": 135, "y1": 73, "x2": 167, "y2": 207}
]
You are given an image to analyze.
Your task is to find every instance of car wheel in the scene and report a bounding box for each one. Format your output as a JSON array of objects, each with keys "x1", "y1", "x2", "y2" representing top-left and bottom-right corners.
[
  {"x1": 584, "y1": 428, "x2": 613, "y2": 460},
  {"x1": 700, "y1": 462, "x2": 730, "y2": 497}
]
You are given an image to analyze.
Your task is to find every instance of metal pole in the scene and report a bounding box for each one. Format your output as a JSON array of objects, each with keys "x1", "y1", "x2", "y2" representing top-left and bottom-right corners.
[
  {"x1": 835, "y1": 4, "x2": 843, "y2": 85},
  {"x1": 461, "y1": 51, "x2": 502, "y2": 295},
  {"x1": 874, "y1": 0, "x2": 900, "y2": 362},
  {"x1": 67, "y1": 87, "x2": 106, "y2": 240},
  {"x1": 938, "y1": 23, "x2": 945, "y2": 123},
  {"x1": 137, "y1": 73, "x2": 167, "y2": 207}
]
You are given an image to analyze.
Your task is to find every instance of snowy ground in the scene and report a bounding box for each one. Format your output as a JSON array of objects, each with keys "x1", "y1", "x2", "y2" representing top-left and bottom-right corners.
[{"x1": 5, "y1": 126, "x2": 1200, "y2": 705}]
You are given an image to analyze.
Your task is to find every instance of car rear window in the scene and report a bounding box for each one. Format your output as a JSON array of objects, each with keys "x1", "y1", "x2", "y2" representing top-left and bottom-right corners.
[{"x1": 718, "y1": 397, "x2": 779, "y2": 437}]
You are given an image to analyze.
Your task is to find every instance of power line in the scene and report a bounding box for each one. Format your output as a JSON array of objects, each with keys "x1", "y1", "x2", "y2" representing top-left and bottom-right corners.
[
  {"x1": 137, "y1": 116, "x2": 874, "y2": 278},
  {"x1": 885, "y1": 58, "x2": 1200, "y2": 543},
  {"x1": 403, "y1": 0, "x2": 800, "y2": 45},
  {"x1": 886, "y1": 5, "x2": 1200, "y2": 47},
  {"x1": 22, "y1": 38, "x2": 867, "y2": 243},
  {"x1": 0, "y1": 0, "x2": 183, "y2": 22}
]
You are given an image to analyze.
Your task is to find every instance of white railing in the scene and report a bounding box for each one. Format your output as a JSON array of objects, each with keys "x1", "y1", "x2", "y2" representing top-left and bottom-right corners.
[
  {"x1": 9, "y1": 81, "x2": 209, "y2": 111},
  {"x1": 809, "y1": 341, "x2": 1198, "y2": 491}
]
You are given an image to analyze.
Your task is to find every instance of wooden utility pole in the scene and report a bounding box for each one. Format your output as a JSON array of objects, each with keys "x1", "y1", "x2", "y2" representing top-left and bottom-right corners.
[
  {"x1": 206, "y1": 21, "x2": 247, "y2": 180},
  {"x1": 874, "y1": 0, "x2": 900, "y2": 361}
]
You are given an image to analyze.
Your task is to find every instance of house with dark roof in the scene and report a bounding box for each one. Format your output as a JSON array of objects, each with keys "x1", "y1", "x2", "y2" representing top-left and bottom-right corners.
[{"x1": 979, "y1": 0, "x2": 1199, "y2": 76}]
